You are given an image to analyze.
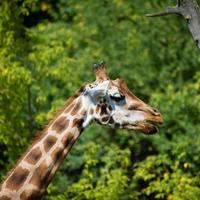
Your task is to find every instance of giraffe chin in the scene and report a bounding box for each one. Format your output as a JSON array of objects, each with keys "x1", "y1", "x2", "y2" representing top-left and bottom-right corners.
[{"x1": 140, "y1": 122, "x2": 158, "y2": 135}]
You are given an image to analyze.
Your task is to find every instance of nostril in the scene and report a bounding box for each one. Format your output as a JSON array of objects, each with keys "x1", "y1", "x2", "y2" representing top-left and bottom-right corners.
[
  {"x1": 153, "y1": 108, "x2": 158, "y2": 113},
  {"x1": 152, "y1": 108, "x2": 160, "y2": 115}
]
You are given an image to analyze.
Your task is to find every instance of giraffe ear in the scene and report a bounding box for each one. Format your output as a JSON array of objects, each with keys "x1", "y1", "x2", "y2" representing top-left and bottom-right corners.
[{"x1": 93, "y1": 61, "x2": 109, "y2": 82}]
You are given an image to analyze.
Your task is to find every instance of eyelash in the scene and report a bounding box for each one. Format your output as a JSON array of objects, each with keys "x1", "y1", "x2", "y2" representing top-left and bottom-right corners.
[{"x1": 110, "y1": 95, "x2": 125, "y2": 102}]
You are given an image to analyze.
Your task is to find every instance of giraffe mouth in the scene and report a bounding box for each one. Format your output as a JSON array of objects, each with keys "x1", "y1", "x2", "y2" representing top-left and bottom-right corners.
[
  {"x1": 139, "y1": 113, "x2": 164, "y2": 134},
  {"x1": 139, "y1": 121, "x2": 159, "y2": 134},
  {"x1": 123, "y1": 121, "x2": 160, "y2": 134}
]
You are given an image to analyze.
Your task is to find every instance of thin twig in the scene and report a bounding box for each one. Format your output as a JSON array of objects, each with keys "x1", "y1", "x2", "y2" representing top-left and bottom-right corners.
[{"x1": 146, "y1": 7, "x2": 180, "y2": 17}]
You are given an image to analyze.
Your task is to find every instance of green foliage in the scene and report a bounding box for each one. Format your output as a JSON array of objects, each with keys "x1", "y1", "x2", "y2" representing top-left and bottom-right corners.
[
  {"x1": 0, "y1": 0, "x2": 200, "y2": 199},
  {"x1": 134, "y1": 136, "x2": 200, "y2": 199},
  {"x1": 0, "y1": 0, "x2": 33, "y2": 169},
  {"x1": 59, "y1": 142, "x2": 130, "y2": 200}
]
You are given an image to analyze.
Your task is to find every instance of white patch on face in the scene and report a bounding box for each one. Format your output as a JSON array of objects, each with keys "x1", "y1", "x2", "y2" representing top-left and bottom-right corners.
[
  {"x1": 129, "y1": 111, "x2": 145, "y2": 122},
  {"x1": 85, "y1": 81, "x2": 110, "y2": 103},
  {"x1": 112, "y1": 109, "x2": 145, "y2": 125}
]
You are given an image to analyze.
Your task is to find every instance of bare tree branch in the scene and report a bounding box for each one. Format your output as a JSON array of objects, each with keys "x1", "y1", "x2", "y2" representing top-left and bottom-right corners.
[
  {"x1": 146, "y1": 7, "x2": 180, "y2": 17},
  {"x1": 146, "y1": 0, "x2": 200, "y2": 49}
]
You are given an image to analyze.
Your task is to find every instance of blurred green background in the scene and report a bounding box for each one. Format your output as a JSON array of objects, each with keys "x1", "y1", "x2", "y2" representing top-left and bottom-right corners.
[{"x1": 0, "y1": 0, "x2": 200, "y2": 199}]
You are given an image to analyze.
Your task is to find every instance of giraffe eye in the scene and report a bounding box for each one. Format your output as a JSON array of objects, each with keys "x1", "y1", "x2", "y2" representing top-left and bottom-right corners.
[{"x1": 110, "y1": 95, "x2": 125, "y2": 102}]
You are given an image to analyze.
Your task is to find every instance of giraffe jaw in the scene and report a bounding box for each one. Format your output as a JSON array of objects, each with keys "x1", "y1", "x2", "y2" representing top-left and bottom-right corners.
[
  {"x1": 137, "y1": 121, "x2": 159, "y2": 134},
  {"x1": 131, "y1": 111, "x2": 163, "y2": 134},
  {"x1": 122, "y1": 120, "x2": 161, "y2": 134}
]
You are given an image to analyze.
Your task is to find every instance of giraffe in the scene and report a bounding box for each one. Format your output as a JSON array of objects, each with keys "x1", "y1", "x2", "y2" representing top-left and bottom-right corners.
[{"x1": 0, "y1": 61, "x2": 163, "y2": 200}]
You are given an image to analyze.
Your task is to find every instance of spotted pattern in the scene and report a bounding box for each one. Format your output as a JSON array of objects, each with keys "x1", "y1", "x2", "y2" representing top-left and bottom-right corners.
[
  {"x1": 52, "y1": 116, "x2": 69, "y2": 133},
  {"x1": 0, "y1": 95, "x2": 87, "y2": 200},
  {"x1": 29, "y1": 161, "x2": 49, "y2": 187},
  {"x1": 20, "y1": 189, "x2": 40, "y2": 200},
  {"x1": 100, "y1": 105, "x2": 107, "y2": 116},
  {"x1": 6, "y1": 167, "x2": 29, "y2": 191},
  {"x1": 108, "y1": 105, "x2": 113, "y2": 111},
  {"x1": 0, "y1": 196, "x2": 11, "y2": 200},
  {"x1": 61, "y1": 132, "x2": 74, "y2": 148},
  {"x1": 89, "y1": 109, "x2": 94, "y2": 115},
  {"x1": 108, "y1": 116, "x2": 114, "y2": 124},
  {"x1": 43, "y1": 135, "x2": 57, "y2": 153},
  {"x1": 102, "y1": 116, "x2": 109, "y2": 122},
  {"x1": 51, "y1": 147, "x2": 63, "y2": 162},
  {"x1": 72, "y1": 118, "x2": 84, "y2": 132},
  {"x1": 24, "y1": 147, "x2": 42, "y2": 165}
]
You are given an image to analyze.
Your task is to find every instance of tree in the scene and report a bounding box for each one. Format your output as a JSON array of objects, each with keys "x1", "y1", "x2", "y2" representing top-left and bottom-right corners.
[
  {"x1": 147, "y1": 0, "x2": 200, "y2": 49},
  {"x1": 0, "y1": 0, "x2": 200, "y2": 199}
]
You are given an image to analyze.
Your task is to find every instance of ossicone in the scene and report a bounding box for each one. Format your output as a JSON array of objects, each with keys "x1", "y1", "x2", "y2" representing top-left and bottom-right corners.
[{"x1": 93, "y1": 60, "x2": 109, "y2": 82}]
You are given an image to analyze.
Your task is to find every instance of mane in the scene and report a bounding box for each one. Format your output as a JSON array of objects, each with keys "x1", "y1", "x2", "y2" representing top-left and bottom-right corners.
[{"x1": 0, "y1": 84, "x2": 86, "y2": 184}]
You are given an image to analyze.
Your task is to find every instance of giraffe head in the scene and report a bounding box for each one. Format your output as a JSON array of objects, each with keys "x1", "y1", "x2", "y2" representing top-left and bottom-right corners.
[{"x1": 83, "y1": 61, "x2": 163, "y2": 134}]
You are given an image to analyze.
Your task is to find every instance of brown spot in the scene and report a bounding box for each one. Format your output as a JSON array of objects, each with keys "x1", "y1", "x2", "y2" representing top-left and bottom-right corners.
[
  {"x1": 72, "y1": 118, "x2": 84, "y2": 132},
  {"x1": 108, "y1": 116, "x2": 114, "y2": 124},
  {"x1": 24, "y1": 147, "x2": 42, "y2": 165},
  {"x1": 100, "y1": 105, "x2": 107, "y2": 116},
  {"x1": 108, "y1": 105, "x2": 113, "y2": 111},
  {"x1": 51, "y1": 147, "x2": 63, "y2": 161},
  {"x1": 71, "y1": 99, "x2": 82, "y2": 116},
  {"x1": 43, "y1": 135, "x2": 57, "y2": 152},
  {"x1": 52, "y1": 116, "x2": 69, "y2": 133},
  {"x1": 102, "y1": 116, "x2": 109, "y2": 122},
  {"x1": 114, "y1": 123, "x2": 121, "y2": 128},
  {"x1": 6, "y1": 167, "x2": 29, "y2": 191},
  {"x1": 29, "y1": 161, "x2": 50, "y2": 187},
  {"x1": 89, "y1": 108, "x2": 94, "y2": 115},
  {"x1": 61, "y1": 132, "x2": 74, "y2": 148},
  {"x1": 0, "y1": 196, "x2": 11, "y2": 200},
  {"x1": 20, "y1": 189, "x2": 41, "y2": 200}
]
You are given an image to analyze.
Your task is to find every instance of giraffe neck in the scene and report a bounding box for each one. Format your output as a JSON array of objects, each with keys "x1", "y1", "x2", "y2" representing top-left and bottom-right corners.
[{"x1": 0, "y1": 94, "x2": 89, "y2": 200}]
